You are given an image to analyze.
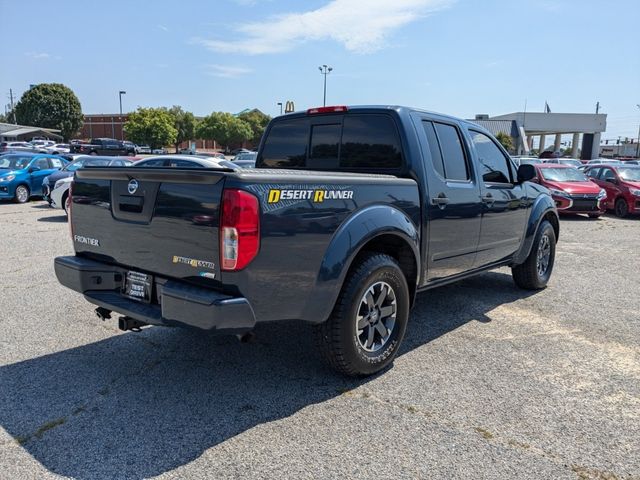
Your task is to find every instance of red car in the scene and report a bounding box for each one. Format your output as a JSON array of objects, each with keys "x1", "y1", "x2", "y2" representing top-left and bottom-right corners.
[
  {"x1": 532, "y1": 164, "x2": 606, "y2": 218},
  {"x1": 585, "y1": 164, "x2": 640, "y2": 217}
]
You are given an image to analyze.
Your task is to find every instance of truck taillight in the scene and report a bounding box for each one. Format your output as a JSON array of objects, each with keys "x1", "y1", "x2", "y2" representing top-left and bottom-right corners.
[
  {"x1": 220, "y1": 189, "x2": 260, "y2": 271},
  {"x1": 307, "y1": 105, "x2": 348, "y2": 115}
]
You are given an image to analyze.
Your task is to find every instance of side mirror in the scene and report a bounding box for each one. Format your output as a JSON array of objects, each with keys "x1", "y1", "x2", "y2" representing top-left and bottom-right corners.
[
  {"x1": 605, "y1": 178, "x2": 618, "y2": 184},
  {"x1": 28, "y1": 166, "x2": 40, "y2": 173},
  {"x1": 517, "y1": 164, "x2": 536, "y2": 183}
]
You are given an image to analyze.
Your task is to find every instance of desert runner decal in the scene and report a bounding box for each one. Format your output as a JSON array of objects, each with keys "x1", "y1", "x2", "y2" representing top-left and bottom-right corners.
[
  {"x1": 172, "y1": 256, "x2": 216, "y2": 270},
  {"x1": 267, "y1": 189, "x2": 353, "y2": 203}
]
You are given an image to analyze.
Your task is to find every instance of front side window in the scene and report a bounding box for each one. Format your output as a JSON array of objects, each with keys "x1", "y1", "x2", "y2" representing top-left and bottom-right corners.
[
  {"x1": 600, "y1": 168, "x2": 616, "y2": 181},
  {"x1": 586, "y1": 168, "x2": 600, "y2": 179},
  {"x1": 469, "y1": 131, "x2": 512, "y2": 183},
  {"x1": 434, "y1": 123, "x2": 469, "y2": 181}
]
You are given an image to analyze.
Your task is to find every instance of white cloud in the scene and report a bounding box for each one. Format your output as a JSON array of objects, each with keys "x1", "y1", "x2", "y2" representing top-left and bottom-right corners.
[
  {"x1": 25, "y1": 52, "x2": 52, "y2": 59},
  {"x1": 205, "y1": 64, "x2": 253, "y2": 78},
  {"x1": 157, "y1": 24, "x2": 169, "y2": 31},
  {"x1": 194, "y1": 0, "x2": 454, "y2": 55}
]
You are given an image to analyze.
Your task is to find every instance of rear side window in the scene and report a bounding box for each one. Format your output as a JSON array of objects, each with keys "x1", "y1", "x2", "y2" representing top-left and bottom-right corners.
[
  {"x1": 260, "y1": 120, "x2": 309, "y2": 168},
  {"x1": 50, "y1": 158, "x2": 63, "y2": 168},
  {"x1": 433, "y1": 123, "x2": 469, "y2": 181},
  {"x1": 586, "y1": 168, "x2": 600, "y2": 179},
  {"x1": 421, "y1": 121, "x2": 445, "y2": 178},
  {"x1": 340, "y1": 115, "x2": 402, "y2": 169}
]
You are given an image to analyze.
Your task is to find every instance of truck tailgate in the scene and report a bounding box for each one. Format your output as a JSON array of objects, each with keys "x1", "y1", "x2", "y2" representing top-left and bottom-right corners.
[{"x1": 70, "y1": 167, "x2": 226, "y2": 285}]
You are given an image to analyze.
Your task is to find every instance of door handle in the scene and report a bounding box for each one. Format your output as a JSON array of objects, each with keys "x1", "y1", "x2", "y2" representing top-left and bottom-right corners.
[
  {"x1": 431, "y1": 194, "x2": 449, "y2": 209},
  {"x1": 482, "y1": 193, "x2": 495, "y2": 205}
]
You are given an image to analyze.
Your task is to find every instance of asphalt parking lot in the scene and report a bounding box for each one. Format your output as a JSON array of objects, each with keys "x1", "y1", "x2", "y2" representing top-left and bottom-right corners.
[{"x1": 1, "y1": 201, "x2": 638, "y2": 480}]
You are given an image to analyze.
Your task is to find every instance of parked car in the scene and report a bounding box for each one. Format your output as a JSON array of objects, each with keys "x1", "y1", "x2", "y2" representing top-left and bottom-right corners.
[
  {"x1": 152, "y1": 148, "x2": 168, "y2": 155},
  {"x1": 55, "y1": 105, "x2": 558, "y2": 376},
  {"x1": 0, "y1": 141, "x2": 37, "y2": 153},
  {"x1": 70, "y1": 138, "x2": 136, "y2": 156},
  {"x1": 44, "y1": 143, "x2": 71, "y2": 154},
  {"x1": 511, "y1": 156, "x2": 541, "y2": 167},
  {"x1": 532, "y1": 164, "x2": 606, "y2": 218},
  {"x1": 49, "y1": 176, "x2": 74, "y2": 214},
  {"x1": 585, "y1": 165, "x2": 640, "y2": 217},
  {"x1": 195, "y1": 152, "x2": 227, "y2": 160},
  {"x1": 545, "y1": 158, "x2": 583, "y2": 168},
  {"x1": 230, "y1": 148, "x2": 251, "y2": 156},
  {"x1": 233, "y1": 159, "x2": 256, "y2": 168},
  {"x1": 586, "y1": 159, "x2": 622, "y2": 165},
  {"x1": 43, "y1": 156, "x2": 133, "y2": 203},
  {"x1": 136, "y1": 145, "x2": 151, "y2": 154},
  {"x1": 624, "y1": 160, "x2": 639, "y2": 165},
  {"x1": 234, "y1": 152, "x2": 257, "y2": 162},
  {"x1": 134, "y1": 155, "x2": 236, "y2": 169},
  {"x1": 0, "y1": 153, "x2": 67, "y2": 203}
]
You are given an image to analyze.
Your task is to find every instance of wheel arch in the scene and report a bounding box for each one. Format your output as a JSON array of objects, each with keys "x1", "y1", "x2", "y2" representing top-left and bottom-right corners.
[
  {"x1": 302, "y1": 205, "x2": 420, "y2": 323},
  {"x1": 512, "y1": 194, "x2": 559, "y2": 265}
]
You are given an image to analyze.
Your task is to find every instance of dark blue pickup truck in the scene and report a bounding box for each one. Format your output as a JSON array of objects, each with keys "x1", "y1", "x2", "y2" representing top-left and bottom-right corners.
[{"x1": 55, "y1": 105, "x2": 558, "y2": 376}]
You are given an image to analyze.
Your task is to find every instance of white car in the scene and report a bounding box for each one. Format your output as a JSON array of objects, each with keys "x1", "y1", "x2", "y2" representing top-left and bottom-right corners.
[
  {"x1": 50, "y1": 176, "x2": 73, "y2": 214},
  {"x1": 45, "y1": 143, "x2": 71, "y2": 154}
]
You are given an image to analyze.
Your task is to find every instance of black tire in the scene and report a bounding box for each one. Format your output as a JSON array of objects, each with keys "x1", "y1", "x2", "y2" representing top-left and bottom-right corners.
[
  {"x1": 14, "y1": 184, "x2": 30, "y2": 204},
  {"x1": 314, "y1": 253, "x2": 410, "y2": 377},
  {"x1": 512, "y1": 220, "x2": 556, "y2": 290},
  {"x1": 62, "y1": 192, "x2": 69, "y2": 216},
  {"x1": 614, "y1": 198, "x2": 628, "y2": 218}
]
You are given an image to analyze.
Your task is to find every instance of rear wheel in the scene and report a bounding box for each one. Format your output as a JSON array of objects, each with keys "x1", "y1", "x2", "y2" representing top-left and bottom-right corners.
[
  {"x1": 512, "y1": 220, "x2": 556, "y2": 290},
  {"x1": 614, "y1": 198, "x2": 628, "y2": 218},
  {"x1": 315, "y1": 253, "x2": 410, "y2": 376},
  {"x1": 62, "y1": 192, "x2": 70, "y2": 216},
  {"x1": 14, "y1": 185, "x2": 30, "y2": 204}
]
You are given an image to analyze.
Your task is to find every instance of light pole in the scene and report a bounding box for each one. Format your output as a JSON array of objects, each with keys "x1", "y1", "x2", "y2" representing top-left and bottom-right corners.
[
  {"x1": 277, "y1": 102, "x2": 283, "y2": 115},
  {"x1": 636, "y1": 104, "x2": 640, "y2": 159},
  {"x1": 118, "y1": 91, "x2": 126, "y2": 140},
  {"x1": 318, "y1": 65, "x2": 332, "y2": 107}
]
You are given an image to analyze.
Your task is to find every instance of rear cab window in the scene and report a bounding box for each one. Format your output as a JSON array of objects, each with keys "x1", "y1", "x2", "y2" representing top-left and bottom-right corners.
[{"x1": 258, "y1": 113, "x2": 403, "y2": 173}]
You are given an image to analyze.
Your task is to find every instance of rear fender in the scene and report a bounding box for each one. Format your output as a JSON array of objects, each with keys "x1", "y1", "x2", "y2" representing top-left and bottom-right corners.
[
  {"x1": 512, "y1": 194, "x2": 558, "y2": 265},
  {"x1": 301, "y1": 205, "x2": 419, "y2": 323}
]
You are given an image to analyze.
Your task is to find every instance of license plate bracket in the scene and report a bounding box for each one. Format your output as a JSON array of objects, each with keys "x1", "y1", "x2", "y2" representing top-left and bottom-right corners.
[{"x1": 122, "y1": 271, "x2": 152, "y2": 303}]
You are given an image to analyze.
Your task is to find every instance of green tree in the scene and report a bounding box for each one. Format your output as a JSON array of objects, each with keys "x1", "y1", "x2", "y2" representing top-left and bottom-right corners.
[
  {"x1": 14, "y1": 83, "x2": 83, "y2": 140},
  {"x1": 197, "y1": 112, "x2": 252, "y2": 150},
  {"x1": 495, "y1": 131, "x2": 514, "y2": 153},
  {"x1": 124, "y1": 107, "x2": 177, "y2": 150},
  {"x1": 0, "y1": 112, "x2": 8, "y2": 123},
  {"x1": 167, "y1": 106, "x2": 197, "y2": 152},
  {"x1": 237, "y1": 109, "x2": 271, "y2": 145}
]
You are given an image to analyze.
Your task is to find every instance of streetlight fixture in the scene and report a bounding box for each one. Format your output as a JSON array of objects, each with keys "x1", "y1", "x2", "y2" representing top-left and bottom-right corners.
[
  {"x1": 318, "y1": 65, "x2": 333, "y2": 107},
  {"x1": 277, "y1": 102, "x2": 283, "y2": 115}
]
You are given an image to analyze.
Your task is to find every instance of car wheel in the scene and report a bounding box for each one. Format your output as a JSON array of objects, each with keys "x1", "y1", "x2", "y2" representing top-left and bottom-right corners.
[
  {"x1": 14, "y1": 185, "x2": 30, "y2": 204},
  {"x1": 512, "y1": 220, "x2": 556, "y2": 290},
  {"x1": 62, "y1": 192, "x2": 70, "y2": 216},
  {"x1": 314, "y1": 253, "x2": 410, "y2": 377},
  {"x1": 614, "y1": 198, "x2": 628, "y2": 218}
]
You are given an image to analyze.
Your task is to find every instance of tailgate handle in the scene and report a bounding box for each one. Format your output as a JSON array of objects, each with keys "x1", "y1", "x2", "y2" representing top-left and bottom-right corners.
[{"x1": 119, "y1": 195, "x2": 144, "y2": 213}]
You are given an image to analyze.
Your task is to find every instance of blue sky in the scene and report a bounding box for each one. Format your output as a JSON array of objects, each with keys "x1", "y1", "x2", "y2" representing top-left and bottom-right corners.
[{"x1": 1, "y1": 0, "x2": 638, "y2": 140}]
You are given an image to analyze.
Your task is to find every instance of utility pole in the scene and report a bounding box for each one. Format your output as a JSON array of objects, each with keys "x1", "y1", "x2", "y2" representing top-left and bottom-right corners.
[
  {"x1": 118, "y1": 91, "x2": 126, "y2": 140},
  {"x1": 636, "y1": 104, "x2": 640, "y2": 159},
  {"x1": 9, "y1": 89, "x2": 16, "y2": 124},
  {"x1": 318, "y1": 65, "x2": 333, "y2": 107},
  {"x1": 595, "y1": 101, "x2": 600, "y2": 114}
]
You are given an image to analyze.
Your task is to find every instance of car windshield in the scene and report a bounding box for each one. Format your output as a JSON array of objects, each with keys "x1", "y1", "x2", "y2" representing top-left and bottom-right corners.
[
  {"x1": 65, "y1": 157, "x2": 113, "y2": 171},
  {"x1": 618, "y1": 168, "x2": 640, "y2": 181},
  {"x1": 540, "y1": 167, "x2": 588, "y2": 182},
  {"x1": 0, "y1": 155, "x2": 33, "y2": 170},
  {"x1": 235, "y1": 153, "x2": 257, "y2": 161},
  {"x1": 559, "y1": 160, "x2": 582, "y2": 167}
]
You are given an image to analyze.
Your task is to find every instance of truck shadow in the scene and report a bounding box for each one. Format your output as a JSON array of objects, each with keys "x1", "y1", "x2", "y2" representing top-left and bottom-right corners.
[{"x1": 0, "y1": 271, "x2": 535, "y2": 479}]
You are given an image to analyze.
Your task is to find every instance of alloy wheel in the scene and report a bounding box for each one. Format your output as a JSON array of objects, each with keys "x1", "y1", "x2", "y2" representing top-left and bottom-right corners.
[
  {"x1": 355, "y1": 281, "x2": 397, "y2": 353},
  {"x1": 536, "y1": 234, "x2": 551, "y2": 277}
]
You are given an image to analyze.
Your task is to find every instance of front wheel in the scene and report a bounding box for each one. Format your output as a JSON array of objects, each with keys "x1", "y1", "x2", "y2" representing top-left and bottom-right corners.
[
  {"x1": 14, "y1": 185, "x2": 30, "y2": 204},
  {"x1": 512, "y1": 220, "x2": 556, "y2": 290},
  {"x1": 614, "y1": 198, "x2": 628, "y2": 218},
  {"x1": 315, "y1": 253, "x2": 410, "y2": 377}
]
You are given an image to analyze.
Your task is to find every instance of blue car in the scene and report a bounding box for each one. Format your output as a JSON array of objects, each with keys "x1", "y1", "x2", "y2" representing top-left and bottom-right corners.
[{"x1": 0, "y1": 153, "x2": 68, "y2": 203}]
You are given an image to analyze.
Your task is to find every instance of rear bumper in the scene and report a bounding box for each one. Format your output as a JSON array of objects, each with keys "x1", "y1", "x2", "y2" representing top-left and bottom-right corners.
[{"x1": 54, "y1": 256, "x2": 256, "y2": 333}]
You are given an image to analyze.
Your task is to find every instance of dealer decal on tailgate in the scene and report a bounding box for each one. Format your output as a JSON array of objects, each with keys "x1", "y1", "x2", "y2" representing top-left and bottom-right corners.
[{"x1": 267, "y1": 189, "x2": 353, "y2": 203}]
